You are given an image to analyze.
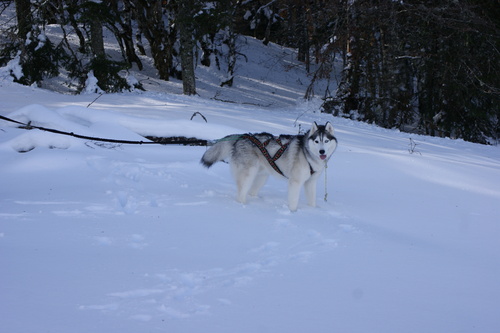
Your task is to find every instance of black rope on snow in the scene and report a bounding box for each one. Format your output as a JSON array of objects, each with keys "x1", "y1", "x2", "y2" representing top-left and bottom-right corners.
[{"x1": 0, "y1": 114, "x2": 211, "y2": 146}]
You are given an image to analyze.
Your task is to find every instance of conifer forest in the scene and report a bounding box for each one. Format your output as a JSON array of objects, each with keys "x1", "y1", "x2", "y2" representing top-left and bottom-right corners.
[{"x1": 1, "y1": 0, "x2": 499, "y2": 144}]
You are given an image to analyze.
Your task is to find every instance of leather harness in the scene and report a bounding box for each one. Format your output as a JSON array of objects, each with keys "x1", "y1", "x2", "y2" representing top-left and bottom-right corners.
[{"x1": 242, "y1": 134, "x2": 315, "y2": 177}]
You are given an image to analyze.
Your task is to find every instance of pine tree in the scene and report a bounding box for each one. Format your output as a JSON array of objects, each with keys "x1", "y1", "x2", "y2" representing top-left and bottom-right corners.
[
  {"x1": 132, "y1": 0, "x2": 176, "y2": 81},
  {"x1": 80, "y1": 1, "x2": 131, "y2": 92}
]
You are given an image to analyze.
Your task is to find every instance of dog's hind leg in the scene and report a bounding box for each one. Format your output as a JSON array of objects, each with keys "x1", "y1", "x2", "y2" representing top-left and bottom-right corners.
[
  {"x1": 249, "y1": 172, "x2": 268, "y2": 197},
  {"x1": 233, "y1": 164, "x2": 259, "y2": 204},
  {"x1": 287, "y1": 179, "x2": 302, "y2": 212}
]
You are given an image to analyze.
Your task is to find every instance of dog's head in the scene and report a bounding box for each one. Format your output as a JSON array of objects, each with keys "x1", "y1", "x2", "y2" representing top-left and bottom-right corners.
[{"x1": 307, "y1": 122, "x2": 337, "y2": 161}]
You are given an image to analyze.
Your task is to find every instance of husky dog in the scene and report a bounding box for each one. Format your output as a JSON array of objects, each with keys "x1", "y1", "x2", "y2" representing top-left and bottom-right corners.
[{"x1": 201, "y1": 122, "x2": 337, "y2": 211}]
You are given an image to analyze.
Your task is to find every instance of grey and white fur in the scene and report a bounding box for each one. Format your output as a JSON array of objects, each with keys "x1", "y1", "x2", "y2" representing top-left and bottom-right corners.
[{"x1": 201, "y1": 122, "x2": 337, "y2": 211}]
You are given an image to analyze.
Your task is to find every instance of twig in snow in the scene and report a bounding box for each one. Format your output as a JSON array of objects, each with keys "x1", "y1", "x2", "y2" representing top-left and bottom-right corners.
[
  {"x1": 190, "y1": 112, "x2": 208, "y2": 123},
  {"x1": 87, "y1": 93, "x2": 103, "y2": 108},
  {"x1": 408, "y1": 138, "x2": 422, "y2": 155}
]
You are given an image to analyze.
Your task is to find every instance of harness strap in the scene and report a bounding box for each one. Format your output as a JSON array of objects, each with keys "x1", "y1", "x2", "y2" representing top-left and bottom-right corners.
[
  {"x1": 242, "y1": 134, "x2": 317, "y2": 177},
  {"x1": 242, "y1": 134, "x2": 289, "y2": 177},
  {"x1": 310, "y1": 163, "x2": 315, "y2": 176}
]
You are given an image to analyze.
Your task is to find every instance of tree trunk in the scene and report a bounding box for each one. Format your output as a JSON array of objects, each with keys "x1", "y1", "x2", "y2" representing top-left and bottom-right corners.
[
  {"x1": 89, "y1": 18, "x2": 105, "y2": 58},
  {"x1": 178, "y1": 0, "x2": 197, "y2": 95},
  {"x1": 15, "y1": 0, "x2": 32, "y2": 41}
]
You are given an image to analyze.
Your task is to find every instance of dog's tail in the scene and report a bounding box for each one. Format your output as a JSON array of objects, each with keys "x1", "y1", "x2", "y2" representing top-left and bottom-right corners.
[{"x1": 200, "y1": 136, "x2": 237, "y2": 168}]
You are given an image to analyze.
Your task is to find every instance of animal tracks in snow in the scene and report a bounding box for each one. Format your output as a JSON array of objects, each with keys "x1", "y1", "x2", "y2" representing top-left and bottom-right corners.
[
  {"x1": 93, "y1": 233, "x2": 149, "y2": 249},
  {"x1": 81, "y1": 225, "x2": 343, "y2": 322},
  {"x1": 84, "y1": 155, "x2": 218, "y2": 214},
  {"x1": 20, "y1": 151, "x2": 358, "y2": 323}
]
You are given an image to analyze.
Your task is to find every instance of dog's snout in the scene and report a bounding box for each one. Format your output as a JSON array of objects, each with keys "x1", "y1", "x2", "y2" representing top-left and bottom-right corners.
[{"x1": 319, "y1": 149, "x2": 325, "y2": 155}]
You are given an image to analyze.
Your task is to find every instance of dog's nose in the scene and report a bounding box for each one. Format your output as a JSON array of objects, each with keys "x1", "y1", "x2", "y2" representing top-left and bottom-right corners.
[{"x1": 319, "y1": 149, "x2": 325, "y2": 155}]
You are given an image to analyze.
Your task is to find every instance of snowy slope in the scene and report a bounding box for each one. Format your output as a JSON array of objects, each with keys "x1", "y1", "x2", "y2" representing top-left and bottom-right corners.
[
  {"x1": 1, "y1": 81, "x2": 500, "y2": 333},
  {"x1": 1, "y1": 40, "x2": 500, "y2": 332}
]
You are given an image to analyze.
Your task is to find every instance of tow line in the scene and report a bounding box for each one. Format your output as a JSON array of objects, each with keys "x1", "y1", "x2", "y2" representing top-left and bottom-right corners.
[{"x1": 0, "y1": 114, "x2": 211, "y2": 146}]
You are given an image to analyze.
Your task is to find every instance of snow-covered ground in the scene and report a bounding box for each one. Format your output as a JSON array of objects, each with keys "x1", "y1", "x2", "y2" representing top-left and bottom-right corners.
[{"x1": 1, "y1": 36, "x2": 500, "y2": 332}]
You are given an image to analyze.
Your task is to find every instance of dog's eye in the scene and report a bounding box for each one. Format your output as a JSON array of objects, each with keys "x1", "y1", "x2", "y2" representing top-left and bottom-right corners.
[
  {"x1": 314, "y1": 140, "x2": 319, "y2": 144},
  {"x1": 325, "y1": 140, "x2": 329, "y2": 143}
]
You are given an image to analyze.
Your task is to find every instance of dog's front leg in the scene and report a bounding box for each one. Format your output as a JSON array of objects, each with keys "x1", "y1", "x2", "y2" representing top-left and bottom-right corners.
[
  {"x1": 304, "y1": 177, "x2": 317, "y2": 207},
  {"x1": 287, "y1": 179, "x2": 302, "y2": 212}
]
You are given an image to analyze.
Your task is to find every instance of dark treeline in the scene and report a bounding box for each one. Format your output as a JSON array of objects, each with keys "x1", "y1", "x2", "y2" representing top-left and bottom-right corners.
[{"x1": 1, "y1": 0, "x2": 499, "y2": 144}]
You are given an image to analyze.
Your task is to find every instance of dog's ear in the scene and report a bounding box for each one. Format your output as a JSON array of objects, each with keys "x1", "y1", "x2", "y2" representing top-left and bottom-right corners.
[
  {"x1": 325, "y1": 121, "x2": 335, "y2": 135},
  {"x1": 310, "y1": 122, "x2": 318, "y2": 133}
]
